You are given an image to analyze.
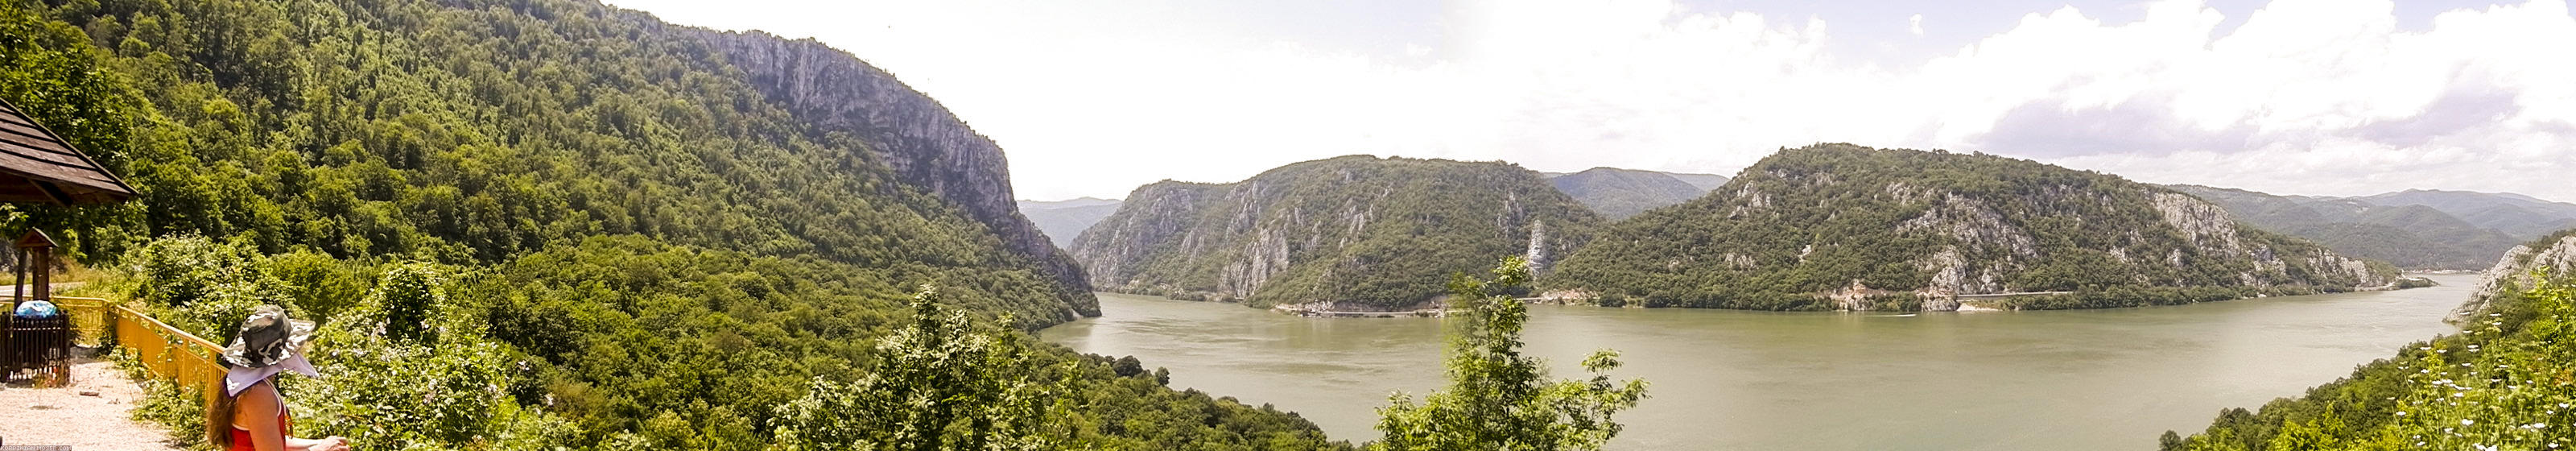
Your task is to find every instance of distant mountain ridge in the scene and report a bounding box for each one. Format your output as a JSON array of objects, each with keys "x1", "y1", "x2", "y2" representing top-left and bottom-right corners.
[
  {"x1": 2166, "y1": 185, "x2": 2566, "y2": 270},
  {"x1": 1019, "y1": 197, "x2": 1125, "y2": 247},
  {"x1": 2358, "y1": 189, "x2": 2576, "y2": 238},
  {"x1": 1544, "y1": 144, "x2": 2398, "y2": 312},
  {"x1": 1545, "y1": 168, "x2": 1724, "y2": 219},
  {"x1": 1071, "y1": 155, "x2": 1600, "y2": 311}
]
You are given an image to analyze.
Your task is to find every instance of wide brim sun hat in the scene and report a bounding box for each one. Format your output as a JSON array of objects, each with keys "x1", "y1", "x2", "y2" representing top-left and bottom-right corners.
[
  {"x1": 220, "y1": 304, "x2": 316, "y2": 370},
  {"x1": 221, "y1": 305, "x2": 320, "y2": 396}
]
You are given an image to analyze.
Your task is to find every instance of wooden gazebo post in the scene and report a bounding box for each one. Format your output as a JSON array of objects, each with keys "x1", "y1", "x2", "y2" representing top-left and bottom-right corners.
[
  {"x1": 0, "y1": 97, "x2": 139, "y2": 383},
  {"x1": 14, "y1": 230, "x2": 55, "y2": 304}
]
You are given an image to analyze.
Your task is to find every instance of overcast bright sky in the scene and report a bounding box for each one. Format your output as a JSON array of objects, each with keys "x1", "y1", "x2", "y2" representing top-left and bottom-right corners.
[{"x1": 600, "y1": 0, "x2": 2576, "y2": 203}]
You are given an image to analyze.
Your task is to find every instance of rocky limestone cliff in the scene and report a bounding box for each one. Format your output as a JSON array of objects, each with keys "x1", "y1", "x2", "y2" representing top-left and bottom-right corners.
[
  {"x1": 696, "y1": 31, "x2": 1096, "y2": 315},
  {"x1": 1546, "y1": 143, "x2": 2401, "y2": 312},
  {"x1": 2149, "y1": 192, "x2": 2392, "y2": 290},
  {"x1": 1071, "y1": 156, "x2": 1599, "y2": 310},
  {"x1": 2451, "y1": 231, "x2": 2576, "y2": 321}
]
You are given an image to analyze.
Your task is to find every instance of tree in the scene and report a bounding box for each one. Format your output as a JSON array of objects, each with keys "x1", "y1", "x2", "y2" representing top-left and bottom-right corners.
[
  {"x1": 770, "y1": 285, "x2": 1067, "y2": 451},
  {"x1": 1372, "y1": 257, "x2": 1649, "y2": 451}
]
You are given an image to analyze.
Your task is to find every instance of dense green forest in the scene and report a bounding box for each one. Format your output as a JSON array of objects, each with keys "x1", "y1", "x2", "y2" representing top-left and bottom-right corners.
[
  {"x1": 1070, "y1": 155, "x2": 1600, "y2": 311},
  {"x1": 2, "y1": 0, "x2": 1341, "y2": 448},
  {"x1": 1543, "y1": 144, "x2": 2399, "y2": 311},
  {"x1": 2163, "y1": 229, "x2": 2576, "y2": 450}
]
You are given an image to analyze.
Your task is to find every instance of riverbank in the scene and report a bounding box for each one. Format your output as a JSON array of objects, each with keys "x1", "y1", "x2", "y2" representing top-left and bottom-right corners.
[{"x1": 1270, "y1": 304, "x2": 1459, "y2": 317}]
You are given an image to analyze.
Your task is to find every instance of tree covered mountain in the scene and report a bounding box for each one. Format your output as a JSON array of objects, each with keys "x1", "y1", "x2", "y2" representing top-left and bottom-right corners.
[
  {"x1": 2, "y1": 0, "x2": 1338, "y2": 448},
  {"x1": 2357, "y1": 189, "x2": 2576, "y2": 238},
  {"x1": 1545, "y1": 167, "x2": 1723, "y2": 220},
  {"x1": 1070, "y1": 155, "x2": 1600, "y2": 311},
  {"x1": 2167, "y1": 184, "x2": 2540, "y2": 270},
  {"x1": 1019, "y1": 197, "x2": 1123, "y2": 247},
  {"x1": 2164, "y1": 228, "x2": 2576, "y2": 451},
  {"x1": 1542, "y1": 144, "x2": 2399, "y2": 311}
]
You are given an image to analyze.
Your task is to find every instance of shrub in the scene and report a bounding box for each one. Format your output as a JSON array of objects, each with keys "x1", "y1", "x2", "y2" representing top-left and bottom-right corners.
[{"x1": 289, "y1": 263, "x2": 576, "y2": 450}]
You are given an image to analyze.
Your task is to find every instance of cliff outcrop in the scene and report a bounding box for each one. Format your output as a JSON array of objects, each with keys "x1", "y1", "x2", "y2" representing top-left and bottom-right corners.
[
  {"x1": 2450, "y1": 229, "x2": 2576, "y2": 321},
  {"x1": 697, "y1": 31, "x2": 1096, "y2": 315},
  {"x1": 1070, "y1": 156, "x2": 1600, "y2": 311}
]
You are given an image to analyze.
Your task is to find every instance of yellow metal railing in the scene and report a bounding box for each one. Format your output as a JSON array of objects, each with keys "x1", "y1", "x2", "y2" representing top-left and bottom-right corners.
[{"x1": 53, "y1": 296, "x2": 225, "y2": 405}]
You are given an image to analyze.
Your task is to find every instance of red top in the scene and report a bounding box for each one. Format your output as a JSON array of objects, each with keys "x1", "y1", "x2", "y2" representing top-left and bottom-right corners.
[{"x1": 227, "y1": 391, "x2": 291, "y2": 451}]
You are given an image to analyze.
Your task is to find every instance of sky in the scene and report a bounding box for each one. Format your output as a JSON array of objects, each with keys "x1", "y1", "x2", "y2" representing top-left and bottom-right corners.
[{"x1": 598, "y1": 0, "x2": 2576, "y2": 203}]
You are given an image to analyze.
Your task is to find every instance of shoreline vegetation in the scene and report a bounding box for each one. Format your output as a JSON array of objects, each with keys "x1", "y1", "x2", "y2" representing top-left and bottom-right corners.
[
  {"x1": 1112, "y1": 275, "x2": 2440, "y2": 317},
  {"x1": 2164, "y1": 230, "x2": 2575, "y2": 451}
]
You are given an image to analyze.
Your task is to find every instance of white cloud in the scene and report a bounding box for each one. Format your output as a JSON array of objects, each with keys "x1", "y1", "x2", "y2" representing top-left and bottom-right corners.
[
  {"x1": 1910, "y1": 14, "x2": 1925, "y2": 35},
  {"x1": 602, "y1": 0, "x2": 2576, "y2": 203}
]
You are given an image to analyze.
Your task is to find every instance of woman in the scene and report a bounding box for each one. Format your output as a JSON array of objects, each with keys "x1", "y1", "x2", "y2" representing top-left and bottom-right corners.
[{"x1": 205, "y1": 305, "x2": 352, "y2": 451}]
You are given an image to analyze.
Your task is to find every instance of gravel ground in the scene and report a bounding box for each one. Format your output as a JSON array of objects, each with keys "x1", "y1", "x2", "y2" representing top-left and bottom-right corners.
[{"x1": 0, "y1": 353, "x2": 188, "y2": 451}]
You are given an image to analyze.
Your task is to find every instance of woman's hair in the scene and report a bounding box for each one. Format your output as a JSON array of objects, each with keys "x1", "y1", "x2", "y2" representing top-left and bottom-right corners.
[{"x1": 207, "y1": 383, "x2": 240, "y2": 447}]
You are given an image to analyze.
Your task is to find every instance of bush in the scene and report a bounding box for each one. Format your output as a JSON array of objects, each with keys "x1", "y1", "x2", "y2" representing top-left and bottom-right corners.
[
  {"x1": 118, "y1": 236, "x2": 295, "y2": 339},
  {"x1": 290, "y1": 263, "x2": 576, "y2": 450}
]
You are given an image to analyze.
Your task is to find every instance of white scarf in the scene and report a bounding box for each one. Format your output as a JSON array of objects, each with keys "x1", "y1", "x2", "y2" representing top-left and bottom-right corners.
[{"x1": 223, "y1": 354, "x2": 320, "y2": 396}]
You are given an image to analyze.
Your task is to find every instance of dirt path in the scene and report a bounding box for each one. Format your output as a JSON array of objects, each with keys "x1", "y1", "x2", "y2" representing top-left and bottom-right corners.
[{"x1": 0, "y1": 353, "x2": 187, "y2": 450}]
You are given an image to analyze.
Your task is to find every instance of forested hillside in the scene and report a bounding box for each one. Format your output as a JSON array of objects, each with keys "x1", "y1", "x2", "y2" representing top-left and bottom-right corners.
[
  {"x1": 1546, "y1": 167, "x2": 1716, "y2": 219},
  {"x1": 2164, "y1": 229, "x2": 2576, "y2": 451},
  {"x1": 2, "y1": 0, "x2": 1336, "y2": 448},
  {"x1": 1543, "y1": 144, "x2": 2399, "y2": 311},
  {"x1": 2168, "y1": 184, "x2": 2532, "y2": 270},
  {"x1": 1071, "y1": 155, "x2": 1600, "y2": 311}
]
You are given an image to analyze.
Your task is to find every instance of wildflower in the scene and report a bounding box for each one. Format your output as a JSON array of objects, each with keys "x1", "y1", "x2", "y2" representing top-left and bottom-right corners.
[{"x1": 2462, "y1": 419, "x2": 2475, "y2": 425}]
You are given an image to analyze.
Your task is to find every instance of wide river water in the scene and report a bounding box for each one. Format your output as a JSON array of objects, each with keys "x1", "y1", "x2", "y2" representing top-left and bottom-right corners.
[{"x1": 1039, "y1": 274, "x2": 2479, "y2": 450}]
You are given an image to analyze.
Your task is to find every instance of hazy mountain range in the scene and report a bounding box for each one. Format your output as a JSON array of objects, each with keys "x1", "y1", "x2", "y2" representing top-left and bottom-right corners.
[
  {"x1": 2165, "y1": 185, "x2": 2576, "y2": 270},
  {"x1": 1019, "y1": 197, "x2": 1125, "y2": 247},
  {"x1": 1542, "y1": 168, "x2": 1731, "y2": 219}
]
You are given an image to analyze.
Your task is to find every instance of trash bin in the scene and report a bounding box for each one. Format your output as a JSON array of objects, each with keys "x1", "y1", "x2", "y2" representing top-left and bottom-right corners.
[{"x1": 4, "y1": 300, "x2": 71, "y2": 386}]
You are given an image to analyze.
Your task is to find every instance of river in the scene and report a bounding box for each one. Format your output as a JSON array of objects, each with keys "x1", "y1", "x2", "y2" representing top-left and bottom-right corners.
[{"x1": 1038, "y1": 274, "x2": 2476, "y2": 450}]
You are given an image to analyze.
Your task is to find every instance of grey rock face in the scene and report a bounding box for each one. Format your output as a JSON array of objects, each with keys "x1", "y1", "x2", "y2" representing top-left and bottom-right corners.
[
  {"x1": 2453, "y1": 235, "x2": 2576, "y2": 322},
  {"x1": 2151, "y1": 192, "x2": 2392, "y2": 289},
  {"x1": 1071, "y1": 156, "x2": 1594, "y2": 309},
  {"x1": 697, "y1": 31, "x2": 1096, "y2": 315}
]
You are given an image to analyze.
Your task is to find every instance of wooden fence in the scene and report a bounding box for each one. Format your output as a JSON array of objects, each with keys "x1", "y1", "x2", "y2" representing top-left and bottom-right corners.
[{"x1": 51, "y1": 296, "x2": 225, "y2": 405}]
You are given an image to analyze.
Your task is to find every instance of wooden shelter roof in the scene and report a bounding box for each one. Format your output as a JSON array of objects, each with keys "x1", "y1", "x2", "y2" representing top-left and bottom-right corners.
[{"x1": 0, "y1": 98, "x2": 136, "y2": 205}]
